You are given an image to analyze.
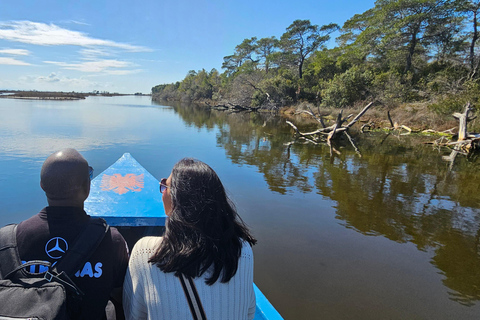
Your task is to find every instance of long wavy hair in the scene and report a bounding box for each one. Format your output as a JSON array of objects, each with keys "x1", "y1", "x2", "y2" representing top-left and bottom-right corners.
[{"x1": 149, "y1": 158, "x2": 257, "y2": 285}]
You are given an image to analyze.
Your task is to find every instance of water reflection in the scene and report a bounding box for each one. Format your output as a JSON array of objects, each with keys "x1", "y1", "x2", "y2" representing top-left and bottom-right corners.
[
  {"x1": 170, "y1": 102, "x2": 480, "y2": 306},
  {"x1": 2, "y1": 96, "x2": 480, "y2": 317}
]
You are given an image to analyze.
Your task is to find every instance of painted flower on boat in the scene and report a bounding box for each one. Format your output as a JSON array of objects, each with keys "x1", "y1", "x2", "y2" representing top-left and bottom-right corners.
[{"x1": 100, "y1": 173, "x2": 144, "y2": 195}]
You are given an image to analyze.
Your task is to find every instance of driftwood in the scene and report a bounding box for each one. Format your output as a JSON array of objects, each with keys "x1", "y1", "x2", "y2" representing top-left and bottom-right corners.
[
  {"x1": 286, "y1": 102, "x2": 373, "y2": 141},
  {"x1": 385, "y1": 110, "x2": 415, "y2": 134},
  {"x1": 205, "y1": 101, "x2": 260, "y2": 112},
  {"x1": 453, "y1": 103, "x2": 477, "y2": 141},
  {"x1": 295, "y1": 105, "x2": 326, "y2": 128},
  {"x1": 286, "y1": 102, "x2": 374, "y2": 156},
  {"x1": 436, "y1": 103, "x2": 480, "y2": 169}
]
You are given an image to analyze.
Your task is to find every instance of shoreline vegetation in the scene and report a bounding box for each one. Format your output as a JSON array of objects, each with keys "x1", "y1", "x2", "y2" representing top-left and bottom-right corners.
[
  {"x1": 0, "y1": 90, "x2": 150, "y2": 100},
  {"x1": 150, "y1": 1, "x2": 480, "y2": 134}
]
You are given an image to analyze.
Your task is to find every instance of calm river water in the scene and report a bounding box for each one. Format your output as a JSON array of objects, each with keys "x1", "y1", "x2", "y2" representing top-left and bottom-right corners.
[{"x1": 1, "y1": 95, "x2": 480, "y2": 319}]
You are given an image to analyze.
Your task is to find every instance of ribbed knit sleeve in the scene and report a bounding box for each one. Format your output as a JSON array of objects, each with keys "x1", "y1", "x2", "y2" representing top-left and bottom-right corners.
[
  {"x1": 123, "y1": 237, "x2": 157, "y2": 320},
  {"x1": 123, "y1": 237, "x2": 255, "y2": 320}
]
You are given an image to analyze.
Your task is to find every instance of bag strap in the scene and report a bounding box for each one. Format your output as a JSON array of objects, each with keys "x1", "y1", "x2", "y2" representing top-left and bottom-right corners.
[
  {"x1": 0, "y1": 224, "x2": 21, "y2": 280},
  {"x1": 0, "y1": 217, "x2": 109, "y2": 279},
  {"x1": 54, "y1": 217, "x2": 109, "y2": 276},
  {"x1": 179, "y1": 274, "x2": 207, "y2": 320}
]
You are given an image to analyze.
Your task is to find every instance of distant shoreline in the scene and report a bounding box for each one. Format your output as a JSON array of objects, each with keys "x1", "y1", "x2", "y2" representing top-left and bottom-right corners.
[{"x1": 0, "y1": 91, "x2": 150, "y2": 100}]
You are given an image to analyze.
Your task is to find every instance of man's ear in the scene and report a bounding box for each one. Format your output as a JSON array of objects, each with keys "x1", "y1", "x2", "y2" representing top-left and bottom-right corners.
[
  {"x1": 40, "y1": 181, "x2": 45, "y2": 192},
  {"x1": 82, "y1": 179, "x2": 91, "y2": 200}
]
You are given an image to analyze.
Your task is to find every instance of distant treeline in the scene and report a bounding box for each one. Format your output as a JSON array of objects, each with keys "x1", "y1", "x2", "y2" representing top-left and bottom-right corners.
[{"x1": 153, "y1": 0, "x2": 480, "y2": 115}]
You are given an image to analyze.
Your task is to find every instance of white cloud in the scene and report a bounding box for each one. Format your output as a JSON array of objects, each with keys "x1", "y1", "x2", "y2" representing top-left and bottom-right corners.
[
  {"x1": 0, "y1": 21, "x2": 151, "y2": 52},
  {"x1": 44, "y1": 59, "x2": 141, "y2": 74},
  {"x1": 0, "y1": 48, "x2": 30, "y2": 55},
  {"x1": 0, "y1": 57, "x2": 30, "y2": 65}
]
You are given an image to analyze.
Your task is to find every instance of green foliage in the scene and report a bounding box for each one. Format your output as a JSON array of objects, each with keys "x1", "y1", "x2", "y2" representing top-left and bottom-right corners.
[
  {"x1": 320, "y1": 66, "x2": 374, "y2": 108},
  {"x1": 371, "y1": 71, "x2": 417, "y2": 105},
  {"x1": 253, "y1": 70, "x2": 298, "y2": 106},
  {"x1": 255, "y1": 36, "x2": 279, "y2": 73},
  {"x1": 151, "y1": 7, "x2": 477, "y2": 110},
  {"x1": 280, "y1": 19, "x2": 339, "y2": 78},
  {"x1": 428, "y1": 79, "x2": 480, "y2": 114}
]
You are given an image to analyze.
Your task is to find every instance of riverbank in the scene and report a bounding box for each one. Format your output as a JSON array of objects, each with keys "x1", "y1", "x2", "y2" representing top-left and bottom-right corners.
[
  {"x1": 281, "y1": 102, "x2": 471, "y2": 133},
  {"x1": 153, "y1": 95, "x2": 477, "y2": 134}
]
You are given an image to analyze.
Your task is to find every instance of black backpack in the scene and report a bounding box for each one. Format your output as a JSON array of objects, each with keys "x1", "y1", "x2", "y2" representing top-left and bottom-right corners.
[{"x1": 0, "y1": 218, "x2": 109, "y2": 320}]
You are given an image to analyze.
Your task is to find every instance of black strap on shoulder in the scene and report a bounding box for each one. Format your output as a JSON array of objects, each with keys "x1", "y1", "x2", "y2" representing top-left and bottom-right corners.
[
  {"x1": 179, "y1": 274, "x2": 207, "y2": 320},
  {"x1": 54, "y1": 217, "x2": 109, "y2": 276},
  {"x1": 0, "y1": 224, "x2": 21, "y2": 280},
  {"x1": 0, "y1": 218, "x2": 109, "y2": 279}
]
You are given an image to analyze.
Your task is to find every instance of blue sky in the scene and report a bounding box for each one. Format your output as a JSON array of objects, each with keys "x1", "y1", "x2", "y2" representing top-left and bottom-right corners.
[{"x1": 1, "y1": 0, "x2": 375, "y2": 94}]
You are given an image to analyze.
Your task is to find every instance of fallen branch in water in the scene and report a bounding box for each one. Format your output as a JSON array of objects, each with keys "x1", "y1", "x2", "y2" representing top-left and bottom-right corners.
[
  {"x1": 286, "y1": 102, "x2": 374, "y2": 144},
  {"x1": 205, "y1": 101, "x2": 261, "y2": 112},
  {"x1": 425, "y1": 103, "x2": 480, "y2": 169}
]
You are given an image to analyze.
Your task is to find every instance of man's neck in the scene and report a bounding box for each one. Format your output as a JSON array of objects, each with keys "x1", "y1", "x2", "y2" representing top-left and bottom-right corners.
[{"x1": 47, "y1": 199, "x2": 84, "y2": 208}]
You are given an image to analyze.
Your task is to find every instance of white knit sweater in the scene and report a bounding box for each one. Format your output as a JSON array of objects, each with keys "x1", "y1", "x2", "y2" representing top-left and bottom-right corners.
[{"x1": 123, "y1": 237, "x2": 256, "y2": 320}]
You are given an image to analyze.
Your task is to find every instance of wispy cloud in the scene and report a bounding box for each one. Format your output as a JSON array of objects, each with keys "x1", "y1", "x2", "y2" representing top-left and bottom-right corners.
[
  {"x1": 79, "y1": 48, "x2": 113, "y2": 59},
  {"x1": 61, "y1": 20, "x2": 91, "y2": 26},
  {"x1": 0, "y1": 21, "x2": 151, "y2": 52},
  {"x1": 44, "y1": 59, "x2": 141, "y2": 75},
  {"x1": 37, "y1": 73, "x2": 61, "y2": 83},
  {"x1": 0, "y1": 57, "x2": 31, "y2": 65},
  {"x1": 0, "y1": 48, "x2": 30, "y2": 55},
  {"x1": 19, "y1": 73, "x2": 101, "y2": 89}
]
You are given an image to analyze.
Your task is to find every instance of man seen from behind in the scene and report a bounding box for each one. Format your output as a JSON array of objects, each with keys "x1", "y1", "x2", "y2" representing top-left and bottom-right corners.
[{"x1": 15, "y1": 148, "x2": 129, "y2": 319}]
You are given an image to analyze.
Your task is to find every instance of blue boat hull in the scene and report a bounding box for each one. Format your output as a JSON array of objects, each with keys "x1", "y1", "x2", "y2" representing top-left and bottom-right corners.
[{"x1": 85, "y1": 153, "x2": 283, "y2": 320}]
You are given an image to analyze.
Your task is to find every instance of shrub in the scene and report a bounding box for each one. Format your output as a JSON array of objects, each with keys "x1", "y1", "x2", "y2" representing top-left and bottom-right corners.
[
  {"x1": 428, "y1": 80, "x2": 480, "y2": 115},
  {"x1": 320, "y1": 66, "x2": 374, "y2": 108}
]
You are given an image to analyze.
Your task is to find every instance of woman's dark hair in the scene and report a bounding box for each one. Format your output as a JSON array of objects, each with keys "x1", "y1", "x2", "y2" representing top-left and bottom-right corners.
[{"x1": 149, "y1": 158, "x2": 256, "y2": 285}]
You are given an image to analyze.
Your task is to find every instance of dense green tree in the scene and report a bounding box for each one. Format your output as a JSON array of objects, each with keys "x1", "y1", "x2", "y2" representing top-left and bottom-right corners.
[
  {"x1": 340, "y1": 0, "x2": 461, "y2": 73},
  {"x1": 255, "y1": 37, "x2": 279, "y2": 73},
  {"x1": 338, "y1": 8, "x2": 381, "y2": 66},
  {"x1": 458, "y1": 0, "x2": 480, "y2": 77},
  {"x1": 280, "y1": 19, "x2": 339, "y2": 78},
  {"x1": 153, "y1": 8, "x2": 477, "y2": 110},
  {"x1": 222, "y1": 37, "x2": 258, "y2": 75}
]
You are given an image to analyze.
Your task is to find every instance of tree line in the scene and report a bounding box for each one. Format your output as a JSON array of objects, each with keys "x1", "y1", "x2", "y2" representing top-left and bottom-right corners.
[{"x1": 152, "y1": 0, "x2": 480, "y2": 115}]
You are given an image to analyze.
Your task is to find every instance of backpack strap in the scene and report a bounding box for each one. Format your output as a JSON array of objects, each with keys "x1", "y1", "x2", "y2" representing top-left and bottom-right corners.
[
  {"x1": 54, "y1": 217, "x2": 109, "y2": 277},
  {"x1": 0, "y1": 224, "x2": 21, "y2": 279}
]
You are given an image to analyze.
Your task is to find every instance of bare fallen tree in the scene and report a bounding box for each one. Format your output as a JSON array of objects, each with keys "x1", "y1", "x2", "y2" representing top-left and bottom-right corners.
[
  {"x1": 432, "y1": 103, "x2": 480, "y2": 169},
  {"x1": 205, "y1": 101, "x2": 260, "y2": 112},
  {"x1": 286, "y1": 102, "x2": 374, "y2": 156},
  {"x1": 286, "y1": 102, "x2": 373, "y2": 140}
]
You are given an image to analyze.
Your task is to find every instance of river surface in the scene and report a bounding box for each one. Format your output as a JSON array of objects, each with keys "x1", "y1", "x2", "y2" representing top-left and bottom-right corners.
[{"x1": 1, "y1": 95, "x2": 480, "y2": 319}]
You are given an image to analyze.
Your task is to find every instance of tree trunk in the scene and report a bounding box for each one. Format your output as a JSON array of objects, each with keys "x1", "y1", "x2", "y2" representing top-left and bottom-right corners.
[
  {"x1": 405, "y1": 29, "x2": 418, "y2": 73},
  {"x1": 470, "y1": 10, "x2": 478, "y2": 77},
  {"x1": 299, "y1": 58, "x2": 304, "y2": 79},
  {"x1": 453, "y1": 104, "x2": 473, "y2": 141}
]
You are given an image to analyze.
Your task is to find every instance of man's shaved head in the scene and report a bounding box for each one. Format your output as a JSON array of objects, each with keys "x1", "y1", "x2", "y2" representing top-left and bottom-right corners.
[{"x1": 41, "y1": 148, "x2": 90, "y2": 205}]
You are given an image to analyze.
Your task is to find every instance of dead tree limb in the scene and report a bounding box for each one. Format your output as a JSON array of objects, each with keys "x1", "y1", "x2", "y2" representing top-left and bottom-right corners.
[
  {"x1": 345, "y1": 102, "x2": 374, "y2": 129},
  {"x1": 286, "y1": 121, "x2": 300, "y2": 135},
  {"x1": 309, "y1": 105, "x2": 326, "y2": 128},
  {"x1": 345, "y1": 131, "x2": 361, "y2": 157},
  {"x1": 453, "y1": 103, "x2": 475, "y2": 141},
  {"x1": 387, "y1": 110, "x2": 394, "y2": 128},
  {"x1": 327, "y1": 111, "x2": 343, "y2": 144},
  {"x1": 286, "y1": 102, "x2": 374, "y2": 155}
]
